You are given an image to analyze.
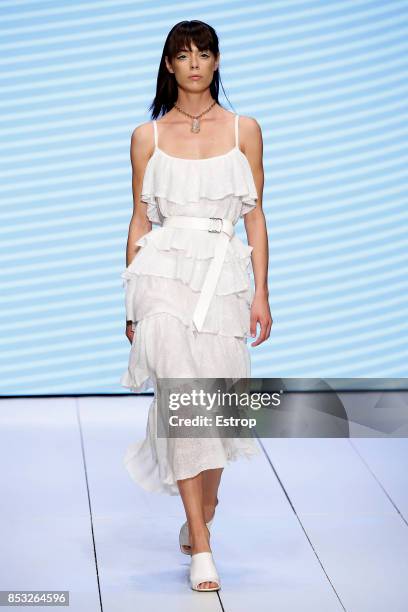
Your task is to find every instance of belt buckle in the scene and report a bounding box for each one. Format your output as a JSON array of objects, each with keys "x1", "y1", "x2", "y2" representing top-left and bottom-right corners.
[{"x1": 208, "y1": 217, "x2": 223, "y2": 233}]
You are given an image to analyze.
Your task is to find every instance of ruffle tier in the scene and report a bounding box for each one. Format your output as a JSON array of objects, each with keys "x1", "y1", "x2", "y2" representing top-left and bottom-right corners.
[
  {"x1": 120, "y1": 226, "x2": 254, "y2": 338},
  {"x1": 140, "y1": 147, "x2": 258, "y2": 223},
  {"x1": 120, "y1": 306, "x2": 261, "y2": 496},
  {"x1": 120, "y1": 311, "x2": 254, "y2": 394},
  {"x1": 134, "y1": 225, "x2": 254, "y2": 262},
  {"x1": 123, "y1": 397, "x2": 262, "y2": 495},
  {"x1": 121, "y1": 275, "x2": 253, "y2": 338}
]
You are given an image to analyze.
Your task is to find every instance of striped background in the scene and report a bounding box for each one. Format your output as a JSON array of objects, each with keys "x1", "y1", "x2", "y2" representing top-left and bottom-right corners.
[{"x1": 0, "y1": 0, "x2": 407, "y2": 395}]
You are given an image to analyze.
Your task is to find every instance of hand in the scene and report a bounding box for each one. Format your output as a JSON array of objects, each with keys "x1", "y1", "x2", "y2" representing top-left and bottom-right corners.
[
  {"x1": 125, "y1": 320, "x2": 135, "y2": 344},
  {"x1": 249, "y1": 292, "x2": 273, "y2": 347}
]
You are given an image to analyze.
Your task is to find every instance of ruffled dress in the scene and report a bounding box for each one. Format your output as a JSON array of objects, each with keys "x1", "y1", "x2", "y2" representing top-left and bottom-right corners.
[{"x1": 120, "y1": 113, "x2": 261, "y2": 495}]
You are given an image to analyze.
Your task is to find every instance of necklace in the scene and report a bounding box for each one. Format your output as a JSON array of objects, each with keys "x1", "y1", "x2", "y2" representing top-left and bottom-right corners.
[{"x1": 173, "y1": 100, "x2": 217, "y2": 133}]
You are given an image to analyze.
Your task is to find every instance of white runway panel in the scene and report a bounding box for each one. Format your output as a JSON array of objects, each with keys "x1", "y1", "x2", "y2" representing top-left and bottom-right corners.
[
  {"x1": 80, "y1": 396, "x2": 343, "y2": 611},
  {"x1": 261, "y1": 437, "x2": 408, "y2": 612},
  {"x1": 350, "y1": 438, "x2": 408, "y2": 517},
  {"x1": 78, "y1": 395, "x2": 222, "y2": 611},
  {"x1": 0, "y1": 398, "x2": 101, "y2": 611},
  {"x1": 2, "y1": 396, "x2": 408, "y2": 611},
  {"x1": 207, "y1": 439, "x2": 343, "y2": 611}
]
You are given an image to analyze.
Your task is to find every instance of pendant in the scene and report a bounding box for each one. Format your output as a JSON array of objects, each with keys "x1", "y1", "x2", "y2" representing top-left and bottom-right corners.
[{"x1": 191, "y1": 117, "x2": 200, "y2": 133}]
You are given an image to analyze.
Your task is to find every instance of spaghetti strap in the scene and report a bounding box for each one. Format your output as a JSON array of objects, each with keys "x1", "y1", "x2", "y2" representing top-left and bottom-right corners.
[
  {"x1": 152, "y1": 120, "x2": 158, "y2": 149},
  {"x1": 234, "y1": 114, "x2": 239, "y2": 149}
]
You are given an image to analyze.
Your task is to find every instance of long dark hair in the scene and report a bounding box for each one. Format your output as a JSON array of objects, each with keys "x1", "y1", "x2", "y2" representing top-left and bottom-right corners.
[{"x1": 148, "y1": 20, "x2": 233, "y2": 119}]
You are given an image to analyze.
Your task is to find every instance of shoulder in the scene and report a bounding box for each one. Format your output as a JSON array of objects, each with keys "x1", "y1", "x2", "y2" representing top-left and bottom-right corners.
[
  {"x1": 238, "y1": 114, "x2": 262, "y2": 145},
  {"x1": 237, "y1": 115, "x2": 263, "y2": 171},
  {"x1": 238, "y1": 115, "x2": 263, "y2": 157},
  {"x1": 130, "y1": 121, "x2": 155, "y2": 168},
  {"x1": 131, "y1": 121, "x2": 155, "y2": 152}
]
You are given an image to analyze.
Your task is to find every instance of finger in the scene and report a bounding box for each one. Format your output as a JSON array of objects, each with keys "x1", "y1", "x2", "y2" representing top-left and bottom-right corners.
[
  {"x1": 250, "y1": 320, "x2": 263, "y2": 346},
  {"x1": 251, "y1": 320, "x2": 268, "y2": 346},
  {"x1": 249, "y1": 316, "x2": 258, "y2": 338}
]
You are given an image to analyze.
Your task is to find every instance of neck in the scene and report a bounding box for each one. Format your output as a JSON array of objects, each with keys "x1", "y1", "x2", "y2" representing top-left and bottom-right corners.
[{"x1": 174, "y1": 93, "x2": 216, "y2": 116}]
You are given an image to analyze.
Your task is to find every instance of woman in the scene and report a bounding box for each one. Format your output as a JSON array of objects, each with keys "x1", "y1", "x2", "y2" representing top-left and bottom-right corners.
[{"x1": 120, "y1": 20, "x2": 272, "y2": 592}]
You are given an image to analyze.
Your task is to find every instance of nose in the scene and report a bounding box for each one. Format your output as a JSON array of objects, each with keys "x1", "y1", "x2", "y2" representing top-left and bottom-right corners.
[{"x1": 190, "y1": 54, "x2": 200, "y2": 69}]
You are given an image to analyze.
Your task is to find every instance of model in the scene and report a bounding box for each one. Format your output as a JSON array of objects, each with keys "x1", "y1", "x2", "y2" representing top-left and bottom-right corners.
[{"x1": 120, "y1": 20, "x2": 272, "y2": 592}]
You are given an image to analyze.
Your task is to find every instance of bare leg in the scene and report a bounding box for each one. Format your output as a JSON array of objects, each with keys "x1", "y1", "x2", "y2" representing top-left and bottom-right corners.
[
  {"x1": 202, "y1": 467, "x2": 223, "y2": 521},
  {"x1": 177, "y1": 468, "x2": 223, "y2": 590},
  {"x1": 180, "y1": 467, "x2": 223, "y2": 553}
]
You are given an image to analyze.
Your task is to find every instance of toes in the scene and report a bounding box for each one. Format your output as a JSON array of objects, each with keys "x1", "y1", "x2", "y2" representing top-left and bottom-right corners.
[{"x1": 197, "y1": 580, "x2": 218, "y2": 590}]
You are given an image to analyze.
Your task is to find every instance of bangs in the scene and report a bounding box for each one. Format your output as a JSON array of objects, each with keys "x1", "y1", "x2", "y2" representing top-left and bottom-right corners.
[{"x1": 167, "y1": 21, "x2": 217, "y2": 59}]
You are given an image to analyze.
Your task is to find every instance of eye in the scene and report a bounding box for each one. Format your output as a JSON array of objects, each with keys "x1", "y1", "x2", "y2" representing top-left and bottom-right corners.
[{"x1": 176, "y1": 52, "x2": 210, "y2": 59}]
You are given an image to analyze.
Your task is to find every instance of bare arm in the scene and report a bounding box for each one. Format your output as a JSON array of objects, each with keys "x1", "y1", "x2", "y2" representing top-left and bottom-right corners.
[
  {"x1": 240, "y1": 116, "x2": 272, "y2": 347},
  {"x1": 124, "y1": 123, "x2": 154, "y2": 332},
  {"x1": 125, "y1": 123, "x2": 154, "y2": 267}
]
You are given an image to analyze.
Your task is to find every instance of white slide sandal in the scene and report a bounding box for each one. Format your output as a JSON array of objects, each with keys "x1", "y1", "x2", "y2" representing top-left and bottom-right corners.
[
  {"x1": 179, "y1": 518, "x2": 213, "y2": 555},
  {"x1": 190, "y1": 551, "x2": 221, "y2": 591}
]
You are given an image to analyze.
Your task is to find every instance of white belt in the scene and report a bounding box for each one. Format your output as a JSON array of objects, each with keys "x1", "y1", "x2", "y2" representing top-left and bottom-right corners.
[{"x1": 162, "y1": 215, "x2": 235, "y2": 332}]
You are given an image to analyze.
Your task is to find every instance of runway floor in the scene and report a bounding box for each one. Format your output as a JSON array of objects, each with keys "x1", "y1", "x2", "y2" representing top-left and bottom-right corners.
[{"x1": 0, "y1": 393, "x2": 407, "y2": 611}]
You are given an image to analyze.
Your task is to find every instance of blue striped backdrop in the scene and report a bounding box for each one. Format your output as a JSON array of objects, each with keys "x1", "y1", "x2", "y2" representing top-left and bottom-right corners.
[{"x1": 0, "y1": 1, "x2": 407, "y2": 395}]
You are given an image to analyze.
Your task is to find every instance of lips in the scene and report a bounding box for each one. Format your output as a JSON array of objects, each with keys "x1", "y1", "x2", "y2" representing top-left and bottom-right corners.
[{"x1": 189, "y1": 76, "x2": 202, "y2": 79}]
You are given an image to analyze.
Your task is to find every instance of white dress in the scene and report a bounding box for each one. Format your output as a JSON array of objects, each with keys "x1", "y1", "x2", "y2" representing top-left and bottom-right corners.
[{"x1": 120, "y1": 113, "x2": 261, "y2": 495}]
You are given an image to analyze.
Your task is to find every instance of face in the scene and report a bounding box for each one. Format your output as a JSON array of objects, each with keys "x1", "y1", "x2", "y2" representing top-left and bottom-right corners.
[{"x1": 165, "y1": 42, "x2": 219, "y2": 89}]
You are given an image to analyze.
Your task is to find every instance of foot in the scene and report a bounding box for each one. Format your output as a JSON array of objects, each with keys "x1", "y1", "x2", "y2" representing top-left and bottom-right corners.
[
  {"x1": 191, "y1": 526, "x2": 219, "y2": 591},
  {"x1": 181, "y1": 497, "x2": 218, "y2": 555}
]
